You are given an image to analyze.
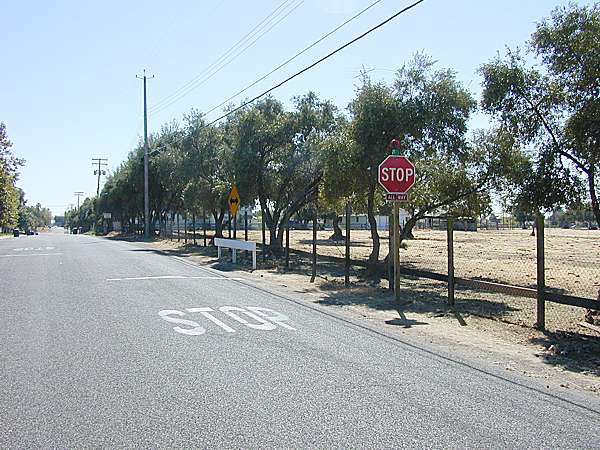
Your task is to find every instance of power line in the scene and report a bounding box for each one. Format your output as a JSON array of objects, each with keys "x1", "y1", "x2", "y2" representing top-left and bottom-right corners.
[
  {"x1": 150, "y1": 0, "x2": 303, "y2": 117},
  {"x1": 148, "y1": 0, "x2": 301, "y2": 114},
  {"x1": 132, "y1": 0, "x2": 425, "y2": 154},
  {"x1": 205, "y1": 0, "x2": 426, "y2": 127},
  {"x1": 204, "y1": 0, "x2": 386, "y2": 117}
]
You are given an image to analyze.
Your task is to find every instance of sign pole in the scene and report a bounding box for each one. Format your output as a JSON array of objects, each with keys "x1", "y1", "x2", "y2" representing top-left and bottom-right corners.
[
  {"x1": 233, "y1": 213, "x2": 237, "y2": 240},
  {"x1": 393, "y1": 202, "x2": 401, "y2": 304}
]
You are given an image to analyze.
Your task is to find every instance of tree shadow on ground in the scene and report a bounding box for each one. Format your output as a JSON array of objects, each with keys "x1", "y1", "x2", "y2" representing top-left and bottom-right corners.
[
  {"x1": 529, "y1": 330, "x2": 600, "y2": 378},
  {"x1": 314, "y1": 274, "x2": 520, "y2": 321}
]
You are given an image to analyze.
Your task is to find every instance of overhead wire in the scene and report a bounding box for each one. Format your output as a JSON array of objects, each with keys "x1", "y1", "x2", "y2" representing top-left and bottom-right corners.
[
  {"x1": 203, "y1": 0, "x2": 386, "y2": 117},
  {"x1": 149, "y1": 0, "x2": 296, "y2": 111},
  {"x1": 204, "y1": 0, "x2": 426, "y2": 127},
  {"x1": 149, "y1": 0, "x2": 303, "y2": 117},
  {"x1": 148, "y1": 0, "x2": 303, "y2": 115},
  {"x1": 136, "y1": 0, "x2": 426, "y2": 152}
]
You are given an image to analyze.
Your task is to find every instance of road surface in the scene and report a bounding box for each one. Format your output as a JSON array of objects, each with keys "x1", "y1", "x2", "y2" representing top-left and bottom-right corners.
[{"x1": 1, "y1": 230, "x2": 599, "y2": 448}]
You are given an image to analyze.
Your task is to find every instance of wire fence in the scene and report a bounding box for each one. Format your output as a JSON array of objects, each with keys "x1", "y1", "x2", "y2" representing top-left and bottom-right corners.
[{"x1": 111, "y1": 209, "x2": 600, "y2": 332}]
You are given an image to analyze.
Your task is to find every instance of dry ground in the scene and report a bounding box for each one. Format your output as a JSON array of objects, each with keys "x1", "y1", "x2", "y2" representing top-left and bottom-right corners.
[{"x1": 237, "y1": 227, "x2": 600, "y2": 298}]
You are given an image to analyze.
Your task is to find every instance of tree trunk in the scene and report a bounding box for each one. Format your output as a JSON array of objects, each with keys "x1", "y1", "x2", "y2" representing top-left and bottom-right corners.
[
  {"x1": 212, "y1": 209, "x2": 225, "y2": 240},
  {"x1": 367, "y1": 182, "x2": 380, "y2": 266},
  {"x1": 587, "y1": 166, "x2": 600, "y2": 228},
  {"x1": 329, "y1": 213, "x2": 344, "y2": 240}
]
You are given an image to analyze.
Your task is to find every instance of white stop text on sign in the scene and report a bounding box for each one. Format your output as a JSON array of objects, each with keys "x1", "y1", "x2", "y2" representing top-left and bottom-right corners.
[
  {"x1": 158, "y1": 306, "x2": 295, "y2": 336},
  {"x1": 379, "y1": 167, "x2": 414, "y2": 182}
]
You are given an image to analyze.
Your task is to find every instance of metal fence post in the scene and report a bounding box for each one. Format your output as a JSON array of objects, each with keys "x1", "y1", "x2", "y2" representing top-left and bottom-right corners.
[
  {"x1": 184, "y1": 213, "x2": 187, "y2": 244},
  {"x1": 447, "y1": 217, "x2": 455, "y2": 306},
  {"x1": 536, "y1": 213, "x2": 545, "y2": 330}
]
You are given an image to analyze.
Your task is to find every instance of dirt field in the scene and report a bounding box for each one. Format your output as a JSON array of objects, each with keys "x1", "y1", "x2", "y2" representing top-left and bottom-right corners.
[{"x1": 234, "y1": 227, "x2": 599, "y2": 300}]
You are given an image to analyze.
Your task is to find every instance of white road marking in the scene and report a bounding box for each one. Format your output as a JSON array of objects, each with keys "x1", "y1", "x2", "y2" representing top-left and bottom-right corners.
[
  {"x1": 106, "y1": 275, "x2": 244, "y2": 281},
  {"x1": 0, "y1": 253, "x2": 63, "y2": 258},
  {"x1": 219, "y1": 306, "x2": 277, "y2": 331},
  {"x1": 158, "y1": 310, "x2": 205, "y2": 336},
  {"x1": 158, "y1": 306, "x2": 295, "y2": 335},
  {"x1": 186, "y1": 307, "x2": 236, "y2": 333}
]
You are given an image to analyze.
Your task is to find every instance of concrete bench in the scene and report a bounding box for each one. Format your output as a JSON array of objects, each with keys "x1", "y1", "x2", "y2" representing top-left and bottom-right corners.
[{"x1": 214, "y1": 237, "x2": 257, "y2": 270}]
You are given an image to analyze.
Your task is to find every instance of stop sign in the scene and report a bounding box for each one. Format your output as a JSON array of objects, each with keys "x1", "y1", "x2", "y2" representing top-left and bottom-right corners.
[{"x1": 378, "y1": 155, "x2": 415, "y2": 194}]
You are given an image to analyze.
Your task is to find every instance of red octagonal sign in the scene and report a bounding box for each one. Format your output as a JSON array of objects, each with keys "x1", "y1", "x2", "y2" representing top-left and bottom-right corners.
[{"x1": 378, "y1": 155, "x2": 416, "y2": 194}]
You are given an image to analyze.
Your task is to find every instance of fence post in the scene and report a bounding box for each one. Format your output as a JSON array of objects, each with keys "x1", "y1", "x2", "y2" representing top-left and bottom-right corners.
[
  {"x1": 345, "y1": 202, "x2": 351, "y2": 286},
  {"x1": 262, "y1": 210, "x2": 266, "y2": 262},
  {"x1": 192, "y1": 213, "x2": 196, "y2": 245},
  {"x1": 203, "y1": 209, "x2": 207, "y2": 247},
  {"x1": 184, "y1": 213, "x2": 187, "y2": 244},
  {"x1": 285, "y1": 217, "x2": 290, "y2": 269},
  {"x1": 536, "y1": 213, "x2": 545, "y2": 330},
  {"x1": 244, "y1": 210, "x2": 248, "y2": 242},
  {"x1": 177, "y1": 214, "x2": 180, "y2": 242},
  {"x1": 310, "y1": 201, "x2": 317, "y2": 283},
  {"x1": 447, "y1": 217, "x2": 455, "y2": 306}
]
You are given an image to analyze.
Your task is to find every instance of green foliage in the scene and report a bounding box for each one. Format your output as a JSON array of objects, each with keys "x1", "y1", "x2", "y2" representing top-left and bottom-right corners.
[
  {"x1": 481, "y1": 3, "x2": 600, "y2": 225},
  {"x1": 65, "y1": 197, "x2": 96, "y2": 232},
  {"x1": 0, "y1": 123, "x2": 24, "y2": 229}
]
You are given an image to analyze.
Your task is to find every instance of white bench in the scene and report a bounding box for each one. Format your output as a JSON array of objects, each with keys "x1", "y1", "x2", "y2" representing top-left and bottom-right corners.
[{"x1": 214, "y1": 237, "x2": 257, "y2": 270}]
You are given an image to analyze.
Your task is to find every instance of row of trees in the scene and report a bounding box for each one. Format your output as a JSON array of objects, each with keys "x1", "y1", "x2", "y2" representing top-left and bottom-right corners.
[
  {"x1": 0, "y1": 123, "x2": 54, "y2": 232},
  {"x1": 0, "y1": 122, "x2": 23, "y2": 230},
  {"x1": 94, "y1": 4, "x2": 599, "y2": 270}
]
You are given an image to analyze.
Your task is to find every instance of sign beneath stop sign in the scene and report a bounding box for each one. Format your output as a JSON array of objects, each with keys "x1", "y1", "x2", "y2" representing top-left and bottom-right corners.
[{"x1": 378, "y1": 155, "x2": 416, "y2": 194}]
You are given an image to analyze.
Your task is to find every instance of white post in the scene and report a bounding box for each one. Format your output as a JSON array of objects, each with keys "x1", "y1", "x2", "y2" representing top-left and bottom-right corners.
[
  {"x1": 217, "y1": 246, "x2": 221, "y2": 260},
  {"x1": 232, "y1": 248, "x2": 236, "y2": 264},
  {"x1": 252, "y1": 249, "x2": 257, "y2": 270}
]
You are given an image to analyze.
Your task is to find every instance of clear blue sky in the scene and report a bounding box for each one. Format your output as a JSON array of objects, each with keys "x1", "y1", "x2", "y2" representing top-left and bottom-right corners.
[{"x1": 2, "y1": 0, "x2": 593, "y2": 216}]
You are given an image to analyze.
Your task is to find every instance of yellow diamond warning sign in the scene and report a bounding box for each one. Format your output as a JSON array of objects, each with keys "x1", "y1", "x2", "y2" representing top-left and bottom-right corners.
[{"x1": 228, "y1": 185, "x2": 240, "y2": 216}]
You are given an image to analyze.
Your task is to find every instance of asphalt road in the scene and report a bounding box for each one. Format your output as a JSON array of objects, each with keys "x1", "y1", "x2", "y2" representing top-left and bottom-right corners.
[{"x1": 1, "y1": 230, "x2": 599, "y2": 449}]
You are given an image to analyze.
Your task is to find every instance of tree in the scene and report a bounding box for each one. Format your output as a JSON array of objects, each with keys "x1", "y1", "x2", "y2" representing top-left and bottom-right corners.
[
  {"x1": 0, "y1": 123, "x2": 24, "y2": 229},
  {"x1": 227, "y1": 93, "x2": 338, "y2": 252},
  {"x1": 346, "y1": 55, "x2": 494, "y2": 267},
  {"x1": 481, "y1": 4, "x2": 600, "y2": 225}
]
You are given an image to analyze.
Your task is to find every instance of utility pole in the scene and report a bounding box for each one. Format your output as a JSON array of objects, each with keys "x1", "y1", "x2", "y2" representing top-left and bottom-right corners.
[
  {"x1": 92, "y1": 158, "x2": 108, "y2": 196},
  {"x1": 74, "y1": 192, "x2": 84, "y2": 210},
  {"x1": 136, "y1": 70, "x2": 154, "y2": 238}
]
